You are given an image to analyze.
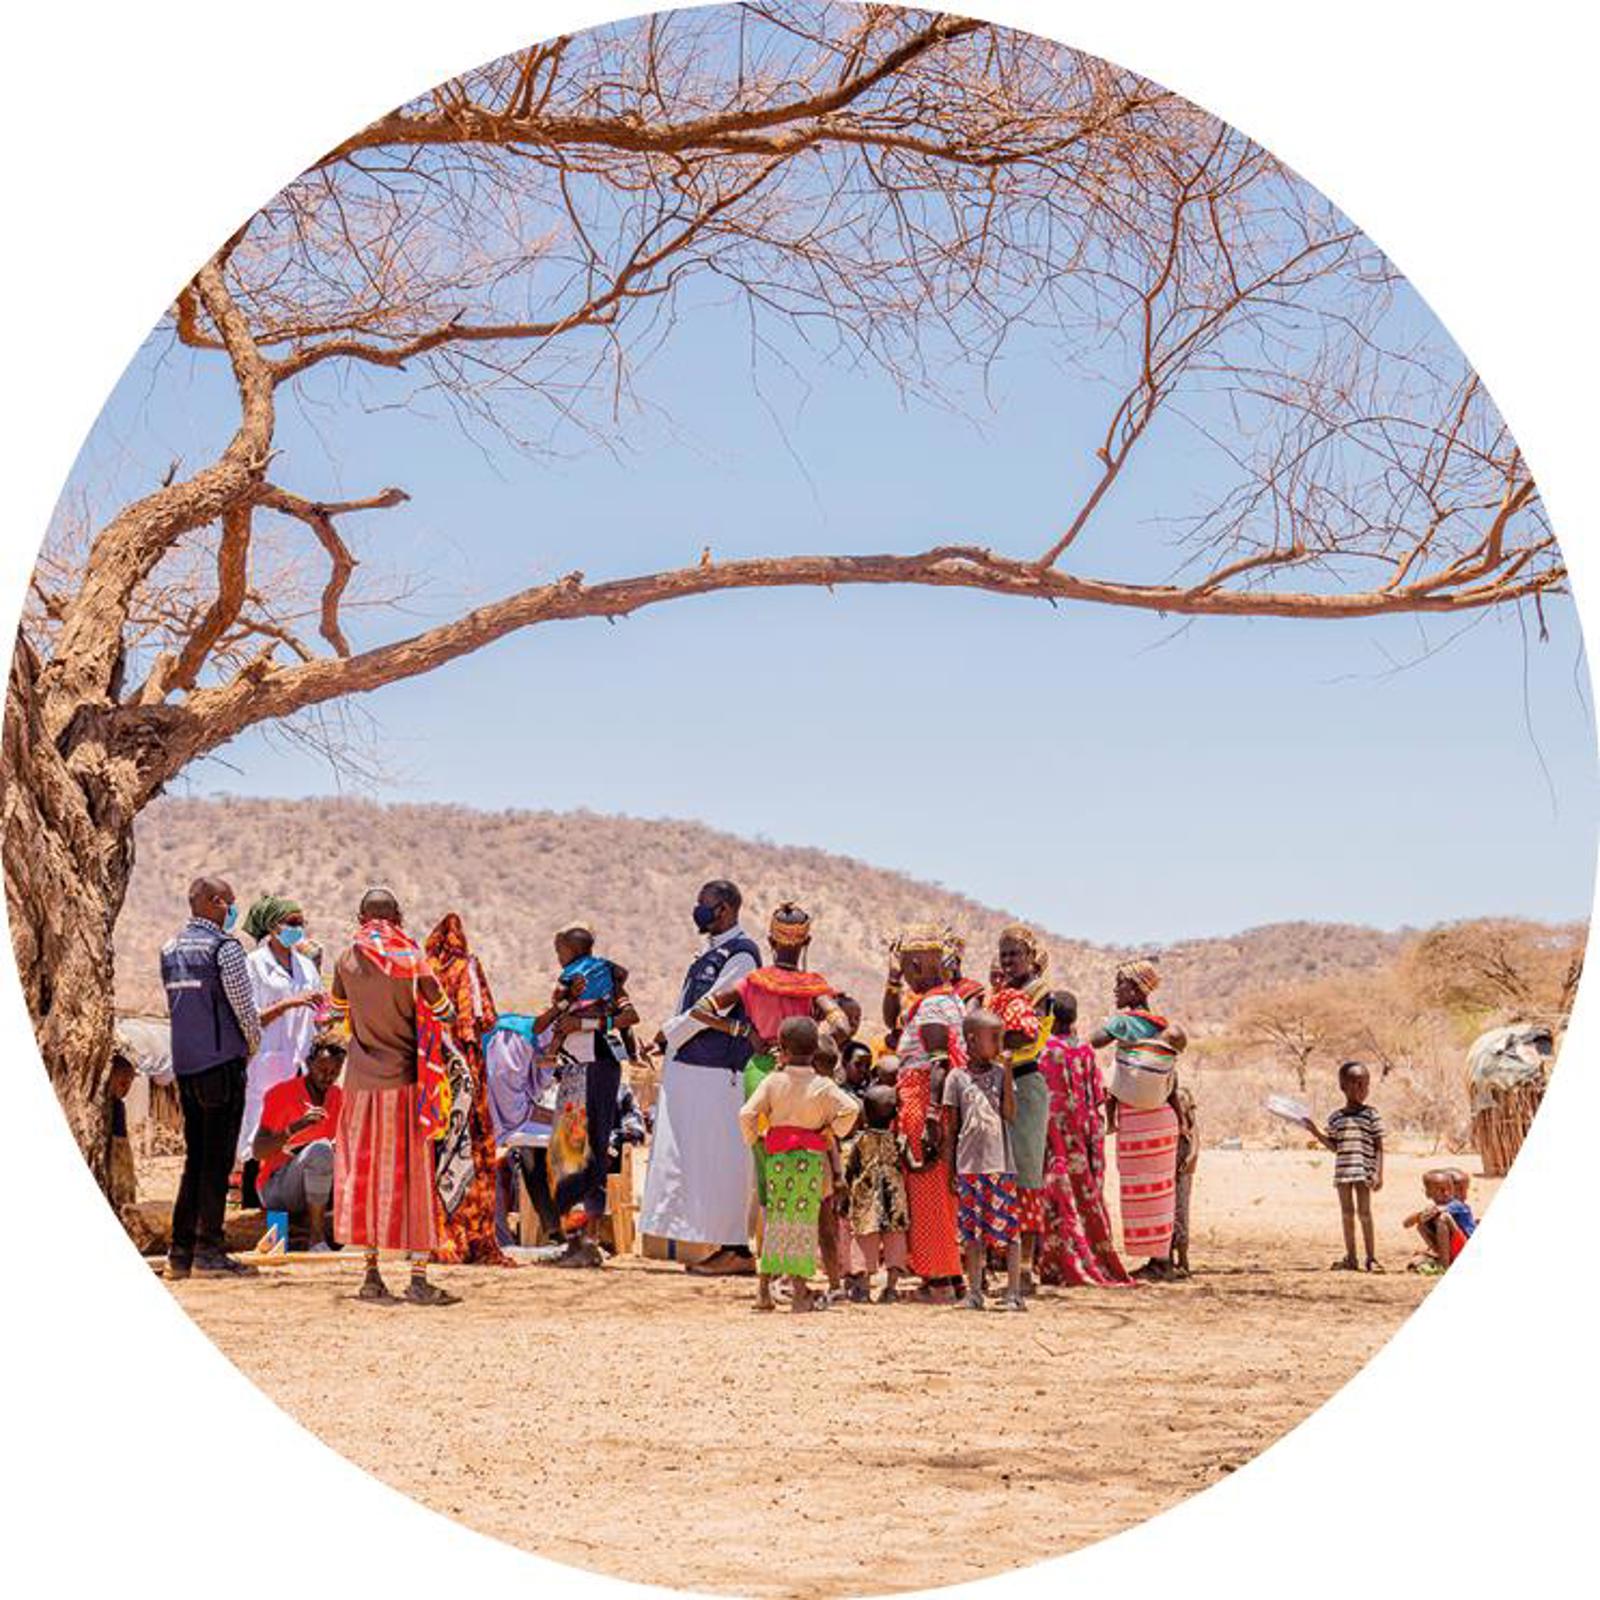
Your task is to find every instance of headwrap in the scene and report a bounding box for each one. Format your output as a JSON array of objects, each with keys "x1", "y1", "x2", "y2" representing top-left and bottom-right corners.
[
  {"x1": 425, "y1": 912, "x2": 499, "y2": 1045},
  {"x1": 895, "y1": 922, "x2": 947, "y2": 954},
  {"x1": 941, "y1": 926, "x2": 966, "y2": 973},
  {"x1": 243, "y1": 894, "x2": 301, "y2": 944},
  {"x1": 768, "y1": 902, "x2": 813, "y2": 950},
  {"x1": 1116, "y1": 956, "x2": 1162, "y2": 998},
  {"x1": 998, "y1": 922, "x2": 1050, "y2": 977}
]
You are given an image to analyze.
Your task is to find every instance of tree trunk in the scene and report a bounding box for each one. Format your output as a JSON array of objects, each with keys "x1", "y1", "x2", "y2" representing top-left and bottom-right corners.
[{"x1": 3, "y1": 635, "x2": 136, "y2": 1193}]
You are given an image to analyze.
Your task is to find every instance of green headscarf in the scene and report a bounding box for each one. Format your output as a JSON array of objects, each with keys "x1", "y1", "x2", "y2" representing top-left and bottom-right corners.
[{"x1": 244, "y1": 894, "x2": 302, "y2": 944}]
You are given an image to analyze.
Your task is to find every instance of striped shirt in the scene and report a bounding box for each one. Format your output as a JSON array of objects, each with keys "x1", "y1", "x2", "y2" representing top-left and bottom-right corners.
[{"x1": 1326, "y1": 1104, "x2": 1384, "y2": 1185}]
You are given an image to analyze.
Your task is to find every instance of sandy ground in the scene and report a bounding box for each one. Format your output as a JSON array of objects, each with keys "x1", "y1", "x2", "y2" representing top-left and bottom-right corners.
[{"x1": 158, "y1": 1147, "x2": 1491, "y2": 1597}]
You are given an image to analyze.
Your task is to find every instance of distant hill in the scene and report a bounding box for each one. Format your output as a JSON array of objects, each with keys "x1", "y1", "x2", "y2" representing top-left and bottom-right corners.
[{"x1": 114, "y1": 797, "x2": 1411, "y2": 1029}]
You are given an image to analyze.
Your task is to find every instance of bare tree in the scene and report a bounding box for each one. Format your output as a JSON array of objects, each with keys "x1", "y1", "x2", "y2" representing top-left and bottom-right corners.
[
  {"x1": 3, "y1": 5, "x2": 1564, "y2": 1185},
  {"x1": 1403, "y1": 920, "x2": 1587, "y2": 1029}
]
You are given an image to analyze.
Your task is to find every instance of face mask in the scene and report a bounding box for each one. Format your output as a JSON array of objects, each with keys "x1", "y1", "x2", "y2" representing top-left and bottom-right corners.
[
  {"x1": 222, "y1": 903, "x2": 238, "y2": 933},
  {"x1": 278, "y1": 925, "x2": 306, "y2": 948},
  {"x1": 692, "y1": 903, "x2": 719, "y2": 934}
]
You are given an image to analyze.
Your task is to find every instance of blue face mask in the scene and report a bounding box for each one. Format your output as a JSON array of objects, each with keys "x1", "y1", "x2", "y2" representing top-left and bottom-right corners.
[
  {"x1": 221, "y1": 902, "x2": 238, "y2": 932},
  {"x1": 693, "y1": 902, "x2": 719, "y2": 934},
  {"x1": 278, "y1": 925, "x2": 306, "y2": 948}
]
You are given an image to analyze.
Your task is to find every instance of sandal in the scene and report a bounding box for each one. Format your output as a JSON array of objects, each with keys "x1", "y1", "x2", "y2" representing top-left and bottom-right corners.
[
  {"x1": 403, "y1": 1278, "x2": 461, "y2": 1306},
  {"x1": 1330, "y1": 1257, "x2": 1359, "y2": 1271},
  {"x1": 356, "y1": 1270, "x2": 399, "y2": 1304},
  {"x1": 995, "y1": 1292, "x2": 1028, "y2": 1313},
  {"x1": 957, "y1": 1291, "x2": 986, "y2": 1311},
  {"x1": 1365, "y1": 1258, "x2": 1386, "y2": 1274}
]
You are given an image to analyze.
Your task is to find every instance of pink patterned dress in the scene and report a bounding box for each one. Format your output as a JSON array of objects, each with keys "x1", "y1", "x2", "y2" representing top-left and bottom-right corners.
[{"x1": 1036, "y1": 1036, "x2": 1133, "y2": 1287}]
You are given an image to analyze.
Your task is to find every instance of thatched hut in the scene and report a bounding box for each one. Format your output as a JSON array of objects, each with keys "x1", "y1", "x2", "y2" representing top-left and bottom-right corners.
[{"x1": 1465, "y1": 1022, "x2": 1555, "y2": 1176}]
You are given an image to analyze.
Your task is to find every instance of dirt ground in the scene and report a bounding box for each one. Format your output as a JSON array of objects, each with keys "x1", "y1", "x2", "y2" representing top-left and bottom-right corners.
[{"x1": 160, "y1": 1147, "x2": 1489, "y2": 1597}]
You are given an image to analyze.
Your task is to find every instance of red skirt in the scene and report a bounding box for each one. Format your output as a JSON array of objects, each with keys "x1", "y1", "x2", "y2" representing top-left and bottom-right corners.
[
  {"x1": 1117, "y1": 1102, "x2": 1179, "y2": 1260},
  {"x1": 897, "y1": 1066, "x2": 962, "y2": 1280},
  {"x1": 334, "y1": 1085, "x2": 439, "y2": 1253}
]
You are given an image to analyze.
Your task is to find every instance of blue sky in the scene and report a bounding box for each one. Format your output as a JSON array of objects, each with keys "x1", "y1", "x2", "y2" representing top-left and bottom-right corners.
[{"x1": 68, "y1": 262, "x2": 1597, "y2": 948}]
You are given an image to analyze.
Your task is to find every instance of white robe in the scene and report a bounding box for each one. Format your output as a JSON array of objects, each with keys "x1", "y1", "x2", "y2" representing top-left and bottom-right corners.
[
  {"x1": 639, "y1": 925, "x2": 758, "y2": 1247},
  {"x1": 240, "y1": 943, "x2": 321, "y2": 1161}
]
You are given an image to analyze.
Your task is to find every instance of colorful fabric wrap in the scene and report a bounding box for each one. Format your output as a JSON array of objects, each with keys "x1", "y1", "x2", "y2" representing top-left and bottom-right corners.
[
  {"x1": 761, "y1": 1128, "x2": 827, "y2": 1277},
  {"x1": 1105, "y1": 1010, "x2": 1177, "y2": 1111},
  {"x1": 354, "y1": 919, "x2": 451, "y2": 1139},
  {"x1": 1118, "y1": 1101, "x2": 1180, "y2": 1259}
]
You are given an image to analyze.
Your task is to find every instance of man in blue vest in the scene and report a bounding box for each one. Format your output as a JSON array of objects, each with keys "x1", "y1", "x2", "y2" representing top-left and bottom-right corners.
[
  {"x1": 639, "y1": 880, "x2": 761, "y2": 1274},
  {"x1": 160, "y1": 875, "x2": 263, "y2": 1279}
]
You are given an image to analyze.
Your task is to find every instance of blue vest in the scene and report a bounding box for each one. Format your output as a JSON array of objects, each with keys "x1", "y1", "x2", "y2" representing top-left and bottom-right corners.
[
  {"x1": 160, "y1": 921, "x2": 248, "y2": 1076},
  {"x1": 674, "y1": 934, "x2": 761, "y2": 1072}
]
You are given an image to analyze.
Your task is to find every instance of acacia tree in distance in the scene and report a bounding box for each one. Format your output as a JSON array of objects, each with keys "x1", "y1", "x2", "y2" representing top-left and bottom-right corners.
[{"x1": 3, "y1": 5, "x2": 1562, "y2": 1187}]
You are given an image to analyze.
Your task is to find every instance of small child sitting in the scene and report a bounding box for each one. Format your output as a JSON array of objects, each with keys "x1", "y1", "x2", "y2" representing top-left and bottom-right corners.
[
  {"x1": 1302, "y1": 1060, "x2": 1385, "y2": 1272},
  {"x1": 1404, "y1": 1168, "x2": 1477, "y2": 1272},
  {"x1": 840, "y1": 1083, "x2": 911, "y2": 1304},
  {"x1": 942, "y1": 1008, "x2": 1024, "y2": 1312}
]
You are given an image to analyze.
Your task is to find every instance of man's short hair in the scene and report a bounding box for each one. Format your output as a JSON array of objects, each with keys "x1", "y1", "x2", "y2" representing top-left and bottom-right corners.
[
  {"x1": 188, "y1": 875, "x2": 230, "y2": 910},
  {"x1": 701, "y1": 879, "x2": 742, "y2": 913}
]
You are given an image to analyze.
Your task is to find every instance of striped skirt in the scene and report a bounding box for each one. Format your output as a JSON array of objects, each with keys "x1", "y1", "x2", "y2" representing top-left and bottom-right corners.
[
  {"x1": 334, "y1": 1085, "x2": 439, "y2": 1253},
  {"x1": 1116, "y1": 1102, "x2": 1179, "y2": 1260}
]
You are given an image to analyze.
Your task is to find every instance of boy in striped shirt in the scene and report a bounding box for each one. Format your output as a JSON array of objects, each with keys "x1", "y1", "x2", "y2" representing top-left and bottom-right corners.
[{"x1": 1302, "y1": 1060, "x2": 1385, "y2": 1272}]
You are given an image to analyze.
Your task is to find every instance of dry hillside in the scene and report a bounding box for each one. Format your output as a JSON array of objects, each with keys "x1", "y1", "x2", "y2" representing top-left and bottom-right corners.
[{"x1": 116, "y1": 797, "x2": 1406, "y2": 1028}]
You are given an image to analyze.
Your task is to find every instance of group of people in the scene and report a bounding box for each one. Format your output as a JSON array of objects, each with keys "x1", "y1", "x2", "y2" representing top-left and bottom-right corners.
[
  {"x1": 155, "y1": 870, "x2": 1465, "y2": 1308},
  {"x1": 615, "y1": 884, "x2": 1199, "y2": 1310}
]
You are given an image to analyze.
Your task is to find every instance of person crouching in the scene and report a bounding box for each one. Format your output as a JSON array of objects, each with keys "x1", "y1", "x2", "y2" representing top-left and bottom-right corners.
[
  {"x1": 738, "y1": 1015, "x2": 860, "y2": 1313},
  {"x1": 252, "y1": 1033, "x2": 345, "y2": 1250}
]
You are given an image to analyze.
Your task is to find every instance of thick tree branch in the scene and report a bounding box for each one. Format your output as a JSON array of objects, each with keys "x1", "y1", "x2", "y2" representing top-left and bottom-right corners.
[
  {"x1": 42, "y1": 260, "x2": 274, "y2": 737},
  {"x1": 125, "y1": 540, "x2": 1561, "y2": 787}
]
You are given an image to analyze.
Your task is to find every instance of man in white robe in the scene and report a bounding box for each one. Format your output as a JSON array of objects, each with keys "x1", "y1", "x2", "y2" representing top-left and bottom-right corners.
[{"x1": 640, "y1": 880, "x2": 760, "y2": 1273}]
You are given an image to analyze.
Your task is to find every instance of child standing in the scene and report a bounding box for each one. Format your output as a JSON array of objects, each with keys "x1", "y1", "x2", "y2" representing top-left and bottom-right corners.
[
  {"x1": 1170, "y1": 1077, "x2": 1198, "y2": 1278},
  {"x1": 942, "y1": 1008, "x2": 1025, "y2": 1312},
  {"x1": 1303, "y1": 1060, "x2": 1385, "y2": 1272},
  {"x1": 841, "y1": 1083, "x2": 912, "y2": 1303},
  {"x1": 739, "y1": 1015, "x2": 861, "y2": 1312}
]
